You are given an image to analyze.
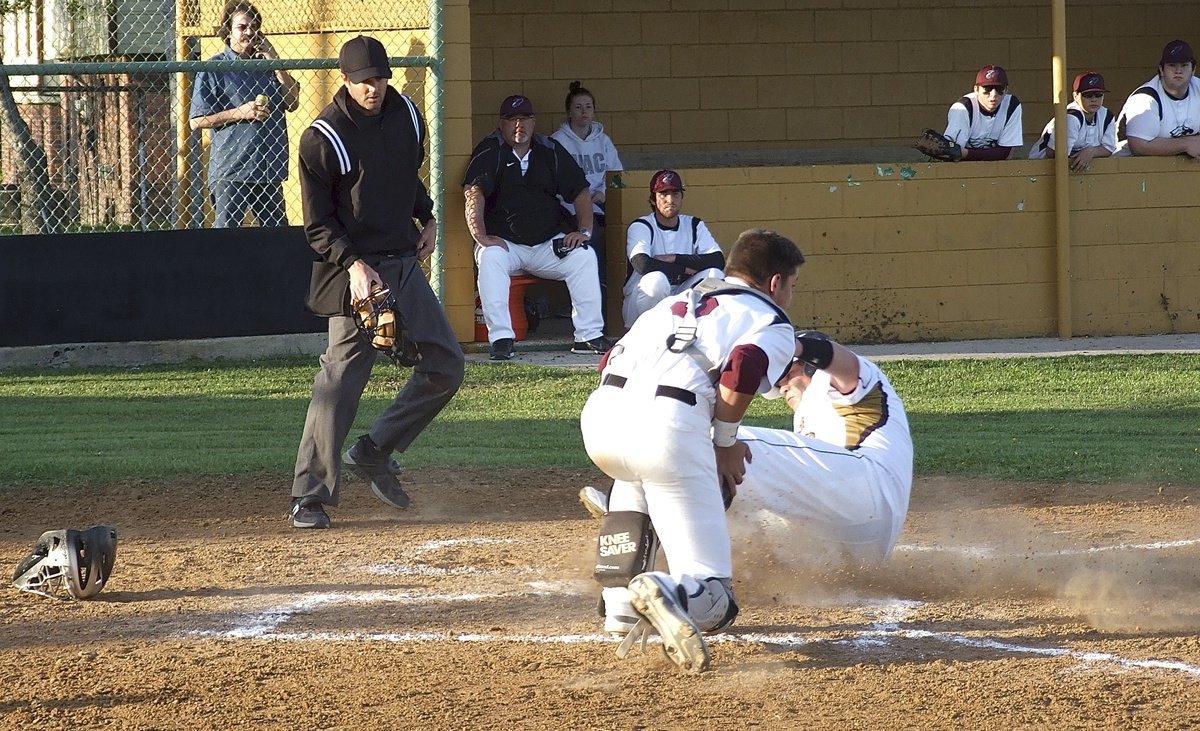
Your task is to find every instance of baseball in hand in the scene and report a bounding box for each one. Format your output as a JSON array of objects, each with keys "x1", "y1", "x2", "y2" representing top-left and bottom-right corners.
[{"x1": 256, "y1": 94, "x2": 269, "y2": 111}]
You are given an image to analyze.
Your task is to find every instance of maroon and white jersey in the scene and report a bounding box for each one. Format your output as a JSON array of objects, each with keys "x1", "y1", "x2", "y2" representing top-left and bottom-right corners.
[
  {"x1": 1117, "y1": 75, "x2": 1200, "y2": 148},
  {"x1": 1028, "y1": 102, "x2": 1117, "y2": 160},
  {"x1": 945, "y1": 93, "x2": 1023, "y2": 149},
  {"x1": 603, "y1": 276, "x2": 794, "y2": 407}
]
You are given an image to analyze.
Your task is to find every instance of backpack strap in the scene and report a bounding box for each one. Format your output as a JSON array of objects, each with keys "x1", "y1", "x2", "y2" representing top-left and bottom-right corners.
[{"x1": 667, "y1": 278, "x2": 792, "y2": 377}]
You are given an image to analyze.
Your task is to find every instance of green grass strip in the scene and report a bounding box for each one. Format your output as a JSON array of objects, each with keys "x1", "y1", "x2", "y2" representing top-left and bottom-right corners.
[{"x1": 0, "y1": 354, "x2": 1197, "y2": 487}]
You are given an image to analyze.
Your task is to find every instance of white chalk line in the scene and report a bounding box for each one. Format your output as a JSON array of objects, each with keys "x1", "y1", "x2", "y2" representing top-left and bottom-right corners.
[
  {"x1": 894, "y1": 537, "x2": 1200, "y2": 559},
  {"x1": 192, "y1": 589, "x2": 1200, "y2": 679}
]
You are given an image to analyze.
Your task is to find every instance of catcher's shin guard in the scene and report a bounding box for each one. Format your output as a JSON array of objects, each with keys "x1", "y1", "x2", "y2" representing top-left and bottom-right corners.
[{"x1": 593, "y1": 511, "x2": 658, "y2": 587}]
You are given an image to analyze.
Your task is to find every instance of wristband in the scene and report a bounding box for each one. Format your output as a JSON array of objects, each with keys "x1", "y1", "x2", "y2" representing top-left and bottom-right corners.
[{"x1": 712, "y1": 419, "x2": 740, "y2": 448}]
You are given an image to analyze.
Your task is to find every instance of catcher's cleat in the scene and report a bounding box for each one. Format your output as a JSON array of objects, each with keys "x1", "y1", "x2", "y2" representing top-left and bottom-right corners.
[
  {"x1": 604, "y1": 612, "x2": 639, "y2": 636},
  {"x1": 345, "y1": 436, "x2": 411, "y2": 510},
  {"x1": 626, "y1": 573, "x2": 711, "y2": 673},
  {"x1": 578, "y1": 485, "x2": 609, "y2": 518},
  {"x1": 290, "y1": 501, "x2": 331, "y2": 529}
]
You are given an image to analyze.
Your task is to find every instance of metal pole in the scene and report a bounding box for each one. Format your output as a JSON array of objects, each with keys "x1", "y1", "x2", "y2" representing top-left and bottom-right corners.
[
  {"x1": 1052, "y1": 0, "x2": 1072, "y2": 338},
  {"x1": 428, "y1": 0, "x2": 446, "y2": 302}
]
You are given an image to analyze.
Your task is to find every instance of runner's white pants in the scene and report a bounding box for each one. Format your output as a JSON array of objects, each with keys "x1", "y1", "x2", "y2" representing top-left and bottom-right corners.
[{"x1": 731, "y1": 425, "x2": 907, "y2": 566}]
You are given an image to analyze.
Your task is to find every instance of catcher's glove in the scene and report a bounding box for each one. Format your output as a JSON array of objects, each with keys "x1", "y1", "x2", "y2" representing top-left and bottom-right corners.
[
  {"x1": 914, "y1": 128, "x2": 963, "y2": 162},
  {"x1": 351, "y1": 284, "x2": 421, "y2": 368}
]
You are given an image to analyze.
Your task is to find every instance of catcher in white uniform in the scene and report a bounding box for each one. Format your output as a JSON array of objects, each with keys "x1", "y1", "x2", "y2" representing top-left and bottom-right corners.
[
  {"x1": 580, "y1": 229, "x2": 802, "y2": 672},
  {"x1": 622, "y1": 169, "x2": 726, "y2": 328},
  {"x1": 583, "y1": 331, "x2": 913, "y2": 572},
  {"x1": 944, "y1": 65, "x2": 1024, "y2": 160},
  {"x1": 1027, "y1": 72, "x2": 1117, "y2": 170}
]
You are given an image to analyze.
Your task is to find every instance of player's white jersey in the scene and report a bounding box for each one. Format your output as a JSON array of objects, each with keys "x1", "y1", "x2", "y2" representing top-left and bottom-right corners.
[
  {"x1": 1117, "y1": 75, "x2": 1200, "y2": 146},
  {"x1": 945, "y1": 93, "x2": 1024, "y2": 149},
  {"x1": 730, "y1": 355, "x2": 913, "y2": 563},
  {"x1": 792, "y1": 356, "x2": 913, "y2": 497},
  {"x1": 603, "y1": 276, "x2": 794, "y2": 406},
  {"x1": 1028, "y1": 102, "x2": 1117, "y2": 160},
  {"x1": 626, "y1": 213, "x2": 721, "y2": 262}
]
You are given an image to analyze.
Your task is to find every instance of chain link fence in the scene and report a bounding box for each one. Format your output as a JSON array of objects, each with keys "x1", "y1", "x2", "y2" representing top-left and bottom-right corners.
[{"x1": 0, "y1": 0, "x2": 443, "y2": 235}]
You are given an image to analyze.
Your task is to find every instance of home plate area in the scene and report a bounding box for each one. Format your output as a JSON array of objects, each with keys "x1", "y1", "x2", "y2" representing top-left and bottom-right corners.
[{"x1": 192, "y1": 529, "x2": 1200, "y2": 682}]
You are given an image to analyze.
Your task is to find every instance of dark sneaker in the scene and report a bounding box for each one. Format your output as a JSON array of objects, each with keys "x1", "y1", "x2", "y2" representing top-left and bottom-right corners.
[
  {"x1": 571, "y1": 336, "x2": 612, "y2": 355},
  {"x1": 489, "y1": 338, "x2": 515, "y2": 360},
  {"x1": 627, "y1": 573, "x2": 711, "y2": 673},
  {"x1": 290, "y1": 501, "x2": 331, "y2": 529},
  {"x1": 344, "y1": 435, "x2": 411, "y2": 510},
  {"x1": 345, "y1": 453, "x2": 404, "y2": 476}
]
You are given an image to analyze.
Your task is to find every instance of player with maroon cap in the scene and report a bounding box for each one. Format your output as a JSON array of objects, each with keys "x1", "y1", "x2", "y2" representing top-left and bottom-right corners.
[
  {"x1": 1028, "y1": 71, "x2": 1117, "y2": 170},
  {"x1": 943, "y1": 65, "x2": 1024, "y2": 161},
  {"x1": 1116, "y1": 40, "x2": 1200, "y2": 158}
]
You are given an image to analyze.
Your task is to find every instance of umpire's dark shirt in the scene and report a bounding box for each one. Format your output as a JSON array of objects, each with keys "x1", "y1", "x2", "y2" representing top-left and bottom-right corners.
[
  {"x1": 462, "y1": 131, "x2": 588, "y2": 245},
  {"x1": 299, "y1": 86, "x2": 435, "y2": 268}
]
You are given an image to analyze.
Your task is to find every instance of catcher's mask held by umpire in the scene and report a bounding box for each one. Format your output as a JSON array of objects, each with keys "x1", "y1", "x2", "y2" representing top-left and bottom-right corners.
[
  {"x1": 351, "y1": 283, "x2": 421, "y2": 368},
  {"x1": 12, "y1": 526, "x2": 118, "y2": 600}
]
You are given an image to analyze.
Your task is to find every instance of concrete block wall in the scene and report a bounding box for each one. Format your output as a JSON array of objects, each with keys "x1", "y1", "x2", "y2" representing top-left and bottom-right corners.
[
  {"x1": 466, "y1": 1, "x2": 1200, "y2": 154},
  {"x1": 606, "y1": 157, "x2": 1200, "y2": 343}
]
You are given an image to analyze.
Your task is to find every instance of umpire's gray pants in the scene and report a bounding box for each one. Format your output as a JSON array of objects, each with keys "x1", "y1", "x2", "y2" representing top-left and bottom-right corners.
[{"x1": 291, "y1": 256, "x2": 465, "y2": 506}]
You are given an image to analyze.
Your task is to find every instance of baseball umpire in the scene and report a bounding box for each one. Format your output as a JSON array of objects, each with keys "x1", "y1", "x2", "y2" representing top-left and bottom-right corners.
[
  {"x1": 289, "y1": 36, "x2": 464, "y2": 529},
  {"x1": 580, "y1": 229, "x2": 803, "y2": 672}
]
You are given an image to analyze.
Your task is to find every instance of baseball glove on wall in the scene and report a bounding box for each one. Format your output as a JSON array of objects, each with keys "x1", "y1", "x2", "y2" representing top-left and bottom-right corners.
[
  {"x1": 914, "y1": 128, "x2": 964, "y2": 162},
  {"x1": 351, "y1": 284, "x2": 421, "y2": 368}
]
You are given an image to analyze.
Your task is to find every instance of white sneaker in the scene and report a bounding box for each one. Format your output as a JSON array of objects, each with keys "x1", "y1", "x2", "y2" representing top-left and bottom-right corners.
[
  {"x1": 604, "y1": 613, "x2": 638, "y2": 635},
  {"x1": 578, "y1": 485, "x2": 609, "y2": 518},
  {"x1": 627, "y1": 573, "x2": 711, "y2": 673}
]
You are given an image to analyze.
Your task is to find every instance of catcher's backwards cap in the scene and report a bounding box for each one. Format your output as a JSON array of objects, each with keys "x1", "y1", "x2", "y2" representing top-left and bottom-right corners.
[
  {"x1": 340, "y1": 35, "x2": 392, "y2": 83},
  {"x1": 1074, "y1": 72, "x2": 1107, "y2": 94},
  {"x1": 1160, "y1": 40, "x2": 1195, "y2": 66},
  {"x1": 975, "y1": 65, "x2": 1008, "y2": 87},
  {"x1": 650, "y1": 169, "x2": 684, "y2": 193}
]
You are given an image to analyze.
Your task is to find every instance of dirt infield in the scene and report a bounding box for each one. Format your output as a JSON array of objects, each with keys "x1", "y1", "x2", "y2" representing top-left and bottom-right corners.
[{"x1": 3, "y1": 469, "x2": 1200, "y2": 730}]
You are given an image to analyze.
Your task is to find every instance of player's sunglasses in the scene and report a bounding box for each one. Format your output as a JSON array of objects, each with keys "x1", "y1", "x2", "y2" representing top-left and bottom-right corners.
[
  {"x1": 1081, "y1": 91, "x2": 1104, "y2": 99},
  {"x1": 980, "y1": 85, "x2": 1007, "y2": 95}
]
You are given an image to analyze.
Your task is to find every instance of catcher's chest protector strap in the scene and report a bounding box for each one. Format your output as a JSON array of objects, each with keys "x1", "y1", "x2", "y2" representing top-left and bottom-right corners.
[
  {"x1": 667, "y1": 278, "x2": 792, "y2": 373},
  {"x1": 593, "y1": 511, "x2": 658, "y2": 587}
]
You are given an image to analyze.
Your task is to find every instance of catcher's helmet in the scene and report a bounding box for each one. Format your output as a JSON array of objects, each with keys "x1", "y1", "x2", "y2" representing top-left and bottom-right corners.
[
  {"x1": 351, "y1": 284, "x2": 421, "y2": 368},
  {"x1": 12, "y1": 525, "x2": 118, "y2": 600}
]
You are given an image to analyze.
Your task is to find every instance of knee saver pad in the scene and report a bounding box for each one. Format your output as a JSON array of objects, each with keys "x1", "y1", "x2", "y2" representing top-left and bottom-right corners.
[
  {"x1": 593, "y1": 511, "x2": 658, "y2": 588},
  {"x1": 685, "y1": 577, "x2": 739, "y2": 632}
]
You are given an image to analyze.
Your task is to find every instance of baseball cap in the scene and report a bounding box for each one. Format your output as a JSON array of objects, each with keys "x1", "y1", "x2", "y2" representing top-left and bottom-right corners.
[
  {"x1": 339, "y1": 36, "x2": 392, "y2": 83},
  {"x1": 650, "y1": 169, "x2": 684, "y2": 193},
  {"x1": 1074, "y1": 71, "x2": 1107, "y2": 94},
  {"x1": 1160, "y1": 39, "x2": 1195, "y2": 66},
  {"x1": 499, "y1": 95, "x2": 534, "y2": 117},
  {"x1": 975, "y1": 65, "x2": 1009, "y2": 87}
]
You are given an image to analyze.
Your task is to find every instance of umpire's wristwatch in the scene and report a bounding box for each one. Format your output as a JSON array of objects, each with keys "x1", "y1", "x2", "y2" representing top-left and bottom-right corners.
[{"x1": 578, "y1": 228, "x2": 592, "y2": 239}]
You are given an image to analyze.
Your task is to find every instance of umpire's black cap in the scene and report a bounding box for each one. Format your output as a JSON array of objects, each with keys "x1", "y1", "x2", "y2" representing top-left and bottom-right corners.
[{"x1": 340, "y1": 35, "x2": 392, "y2": 83}]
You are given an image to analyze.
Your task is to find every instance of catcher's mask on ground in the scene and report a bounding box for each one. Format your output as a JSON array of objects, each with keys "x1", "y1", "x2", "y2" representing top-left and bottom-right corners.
[
  {"x1": 351, "y1": 284, "x2": 421, "y2": 367},
  {"x1": 12, "y1": 525, "x2": 118, "y2": 600}
]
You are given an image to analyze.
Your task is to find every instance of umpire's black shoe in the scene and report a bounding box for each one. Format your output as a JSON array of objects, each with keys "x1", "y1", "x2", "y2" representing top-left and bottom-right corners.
[
  {"x1": 290, "y1": 500, "x2": 331, "y2": 529},
  {"x1": 489, "y1": 338, "x2": 515, "y2": 360},
  {"x1": 571, "y1": 336, "x2": 613, "y2": 355},
  {"x1": 344, "y1": 435, "x2": 411, "y2": 510}
]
